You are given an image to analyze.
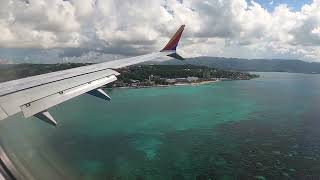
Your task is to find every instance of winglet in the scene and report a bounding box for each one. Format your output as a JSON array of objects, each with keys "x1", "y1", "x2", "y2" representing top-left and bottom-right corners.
[{"x1": 161, "y1": 25, "x2": 185, "y2": 52}]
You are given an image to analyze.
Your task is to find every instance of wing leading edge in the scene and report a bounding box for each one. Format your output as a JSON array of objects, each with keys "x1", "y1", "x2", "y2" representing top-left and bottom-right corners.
[{"x1": 0, "y1": 25, "x2": 186, "y2": 126}]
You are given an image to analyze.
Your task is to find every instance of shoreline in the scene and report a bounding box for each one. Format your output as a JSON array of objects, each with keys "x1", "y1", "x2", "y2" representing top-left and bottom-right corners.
[{"x1": 113, "y1": 80, "x2": 220, "y2": 89}]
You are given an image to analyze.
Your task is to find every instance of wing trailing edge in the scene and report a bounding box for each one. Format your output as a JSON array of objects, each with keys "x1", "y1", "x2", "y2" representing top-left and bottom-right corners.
[{"x1": 21, "y1": 75, "x2": 118, "y2": 118}]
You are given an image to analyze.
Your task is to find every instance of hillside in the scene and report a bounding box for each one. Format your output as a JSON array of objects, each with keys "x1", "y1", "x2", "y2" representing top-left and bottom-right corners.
[{"x1": 156, "y1": 57, "x2": 320, "y2": 74}]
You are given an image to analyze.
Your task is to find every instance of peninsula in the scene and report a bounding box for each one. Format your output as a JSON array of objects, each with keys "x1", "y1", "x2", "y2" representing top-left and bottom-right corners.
[{"x1": 111, "y1": 65, "x2": 258, "y2": 88}]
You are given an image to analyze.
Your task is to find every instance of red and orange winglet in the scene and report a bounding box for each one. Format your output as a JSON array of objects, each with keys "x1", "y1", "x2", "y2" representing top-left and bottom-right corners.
[{"x1": 161, "y1": 25, "x2": 185, "y2": 52}]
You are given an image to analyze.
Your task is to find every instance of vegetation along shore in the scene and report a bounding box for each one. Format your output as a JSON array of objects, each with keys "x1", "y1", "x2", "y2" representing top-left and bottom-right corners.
[{"x1": 0, "y1": 64, "x2": 259, "y2": 88}]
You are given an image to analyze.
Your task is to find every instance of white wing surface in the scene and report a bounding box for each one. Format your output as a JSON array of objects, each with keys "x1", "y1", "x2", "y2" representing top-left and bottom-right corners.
[{"x1": 0, "y1": 25, "x2": 185, "y2": 126}]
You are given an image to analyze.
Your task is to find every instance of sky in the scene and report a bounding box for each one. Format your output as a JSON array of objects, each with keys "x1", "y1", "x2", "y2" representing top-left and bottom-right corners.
[
  {"x1": 252, "y1": 0, "x2": 313, "y2": 11},
  {"x1": 0, "y1": 0, "x2": 319, "y2": 63}
]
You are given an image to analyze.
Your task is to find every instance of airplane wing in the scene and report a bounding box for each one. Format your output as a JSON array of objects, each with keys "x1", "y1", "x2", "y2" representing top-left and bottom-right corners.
[{"x1": 0, "y1": 25, "x2": 186, "y2": 126}]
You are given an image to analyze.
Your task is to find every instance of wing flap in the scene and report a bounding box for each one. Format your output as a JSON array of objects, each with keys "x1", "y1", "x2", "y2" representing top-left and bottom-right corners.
[
  {"x1": 0, "y1": 69, "x2": 119, "y2": 118},
  {"x1": 21, "y1": 75, "x2": 117, "y2": 118}
]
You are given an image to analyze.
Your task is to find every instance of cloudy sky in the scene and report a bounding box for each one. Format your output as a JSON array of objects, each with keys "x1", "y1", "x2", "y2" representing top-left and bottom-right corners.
[{"x1": 0, "y1": 0, "x2": 319, "y2": 63}]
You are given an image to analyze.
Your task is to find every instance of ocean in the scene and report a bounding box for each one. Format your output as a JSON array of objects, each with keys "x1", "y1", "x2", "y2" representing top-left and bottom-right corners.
[{"x1": 1, "y1": 72, "x2": 320, "y2": 179}]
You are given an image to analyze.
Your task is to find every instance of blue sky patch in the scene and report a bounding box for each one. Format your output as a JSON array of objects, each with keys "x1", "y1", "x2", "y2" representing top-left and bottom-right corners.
[{"x1": 248, "y1": 0, "x2": 313, "y2": 11}]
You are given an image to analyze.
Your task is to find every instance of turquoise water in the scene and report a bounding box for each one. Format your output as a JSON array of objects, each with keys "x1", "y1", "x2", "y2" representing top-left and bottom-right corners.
[{"x1": 1, "y1": 72, "x2": 320, "y2": 179}]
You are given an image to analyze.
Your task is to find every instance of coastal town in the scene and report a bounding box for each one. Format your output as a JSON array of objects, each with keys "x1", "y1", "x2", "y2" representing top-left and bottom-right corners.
[
  {"x1": 111, "y1": 65, "x2": 259, "y2": 88},
  {"x1": 112, "y1": 75, "x2": 229, "y2": 88}
]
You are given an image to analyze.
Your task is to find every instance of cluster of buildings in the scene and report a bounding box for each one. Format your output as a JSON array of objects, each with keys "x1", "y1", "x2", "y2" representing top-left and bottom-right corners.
[{"x1": 164, "y1": 77, "x2": 199, "y2": 84}]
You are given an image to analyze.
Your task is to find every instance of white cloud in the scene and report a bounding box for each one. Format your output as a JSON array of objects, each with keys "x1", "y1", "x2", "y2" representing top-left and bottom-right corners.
[{"x1": 0, "y1": 0, "x2": 319, "y2": 62}]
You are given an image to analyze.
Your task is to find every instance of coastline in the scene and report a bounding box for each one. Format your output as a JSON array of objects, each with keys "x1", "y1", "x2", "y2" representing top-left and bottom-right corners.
[{"x1": 113, "y1": 80, "x2": 220, "y2": 89}]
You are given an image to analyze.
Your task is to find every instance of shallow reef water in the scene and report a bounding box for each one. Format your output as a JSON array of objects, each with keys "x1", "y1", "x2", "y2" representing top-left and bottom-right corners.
[{"x1": 1, "y1": 72, "x2": 320, "y2": 179}]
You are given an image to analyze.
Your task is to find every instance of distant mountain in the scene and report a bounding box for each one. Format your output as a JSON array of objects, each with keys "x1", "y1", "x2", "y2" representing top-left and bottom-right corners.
[{"x1": 154, "y1": 57, "x2": 320, "y2": 74}]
